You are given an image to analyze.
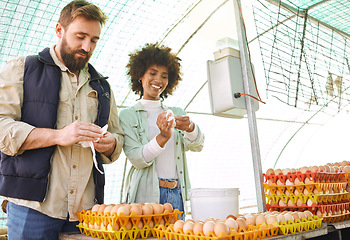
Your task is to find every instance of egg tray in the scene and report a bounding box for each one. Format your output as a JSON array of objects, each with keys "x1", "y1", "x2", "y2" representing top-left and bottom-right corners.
[
  {"x1": 77, "y1": 223, "x2": 161, "y2": 240},
  {"x1": 263, "y1": 170, "x2": 345, "y2": 184},
  {"x1": 265, "y1": 181, "x2": 348, "y2": 195},
  {"x1": 277, "y1": 216, "x2": 323, "y2": 235},
  {"x1": 267, "y1": 201, "x2": 350, "y2": 214},
  {"x1": 266, "y1": 202, "x2": 350, "y2": 223},
  {"x1": 321, "y1": 212, "x2": 350, "y2": 223},
  {"x1": 154, "y1": 223, "x2": 279, "y2": 240},
  {"x1": 76, "y1": 209, "x2": 182, "y2": 228},
  {"x1": 266, "y1": 203, "x2": 318, "y2": 214},
  {"x1": 265, "y1": 183, "x2": 350, "y2": 205}
]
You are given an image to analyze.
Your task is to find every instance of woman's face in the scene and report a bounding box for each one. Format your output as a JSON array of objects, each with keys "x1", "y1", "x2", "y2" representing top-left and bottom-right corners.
[{"x1": 141, "y1": 64, "x2": 168, "y2": 100}]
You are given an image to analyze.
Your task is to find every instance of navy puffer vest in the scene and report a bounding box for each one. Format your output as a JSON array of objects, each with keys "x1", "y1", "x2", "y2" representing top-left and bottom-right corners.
[{"x1": 0, "y1": 48, "x2": 110, "y2": 203}]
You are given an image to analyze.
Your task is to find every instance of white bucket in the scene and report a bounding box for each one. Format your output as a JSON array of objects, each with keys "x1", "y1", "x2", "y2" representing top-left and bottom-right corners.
[{"x1": 188, "y1": 188, "x2": 240, "y2": 221}]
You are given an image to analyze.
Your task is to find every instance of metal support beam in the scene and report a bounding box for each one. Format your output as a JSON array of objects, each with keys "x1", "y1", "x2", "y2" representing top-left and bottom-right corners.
[{"x1": 233, "y1": 0, "x2": 266, "y2": 212}]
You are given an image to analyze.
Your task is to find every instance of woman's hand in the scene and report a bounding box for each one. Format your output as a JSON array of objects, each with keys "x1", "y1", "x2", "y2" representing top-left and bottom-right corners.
[
  {"x1": 156, "y1": 112, "x2": 174, "y2": 147},
  {"x1": 174, "y1": 115, "x2": 194, "y2": 132}
]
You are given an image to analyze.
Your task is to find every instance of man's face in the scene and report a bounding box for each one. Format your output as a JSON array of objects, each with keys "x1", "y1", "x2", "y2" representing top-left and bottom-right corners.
[{"x1": 57, "y1": 16, "x2": 101, "y2": 72}]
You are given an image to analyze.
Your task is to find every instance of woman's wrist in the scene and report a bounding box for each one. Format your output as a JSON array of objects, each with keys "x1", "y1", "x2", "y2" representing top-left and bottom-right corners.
[{"x1": 186, "y1": 121, "x2": 195, "y2": 132}]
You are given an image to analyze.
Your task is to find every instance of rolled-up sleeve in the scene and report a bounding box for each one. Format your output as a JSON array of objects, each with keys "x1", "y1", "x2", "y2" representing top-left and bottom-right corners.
[{"x1": 0, "y1": 57, "x2": 35, "y2": 156}]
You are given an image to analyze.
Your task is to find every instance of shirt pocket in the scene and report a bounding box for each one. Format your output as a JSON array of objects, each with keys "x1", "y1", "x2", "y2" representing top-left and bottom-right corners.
[
  {"x1": 57, "y1": 89, "x2": 71, "y2": 128},
  {"x1": 86, "y1": 90, "x2": 99, "y2": 123}
]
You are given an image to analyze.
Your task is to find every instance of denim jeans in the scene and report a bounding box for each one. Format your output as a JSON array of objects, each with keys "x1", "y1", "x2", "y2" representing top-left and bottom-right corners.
[
  {"x1": 6, "y1": 201, "x2": 79, "y2": 240},
  {"x1": 159, "y1": 178, "x2": 185, "y2": 220}
]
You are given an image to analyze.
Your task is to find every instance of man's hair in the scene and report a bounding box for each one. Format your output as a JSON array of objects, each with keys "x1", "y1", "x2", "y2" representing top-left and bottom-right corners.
[{"x1": 58, "y1": 0, "x2": 107, "y2": 28}]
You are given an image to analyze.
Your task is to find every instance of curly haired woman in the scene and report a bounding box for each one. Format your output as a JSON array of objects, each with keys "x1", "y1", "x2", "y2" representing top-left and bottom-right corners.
[{"x1": 119, "y1": 43, "x2": 205, "y2": 219}]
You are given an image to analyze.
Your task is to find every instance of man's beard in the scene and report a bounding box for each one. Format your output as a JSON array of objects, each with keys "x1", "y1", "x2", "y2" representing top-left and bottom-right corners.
[{"x1": 60, "y1": 37, "x2": 91, "y2": 73}]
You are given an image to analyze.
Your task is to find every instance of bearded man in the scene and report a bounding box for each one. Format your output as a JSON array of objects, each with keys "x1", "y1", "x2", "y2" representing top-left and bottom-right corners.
[{"x1": 0, "y1": 1, "x2": 124, "y2": 239}]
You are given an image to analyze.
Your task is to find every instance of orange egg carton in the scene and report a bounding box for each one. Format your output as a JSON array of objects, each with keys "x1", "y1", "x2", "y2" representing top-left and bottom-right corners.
[
  {"x1": 265, "y1": 182, "x2": 350, "y2": 205},
  {"x1": 154, "y1": 223, "x2": 279, "y2": 240},
  {"x1": 277, "y1": 216, "x2": 322, "y2": 235},
  {"x1": 266, "y1": 203, "x2": 318, "y2": 214},
  {"x1": 263, "y1": 170, "x2": 346, "y2": 184}
]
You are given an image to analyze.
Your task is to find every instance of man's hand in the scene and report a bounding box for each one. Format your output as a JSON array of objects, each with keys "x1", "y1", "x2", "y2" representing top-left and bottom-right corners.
[
  {"x1": 57, "y1": 121, "x2": 103, "y2": 146},
  {"x1": 93, "y1": 131, "x2": 116, "y2": 157}
]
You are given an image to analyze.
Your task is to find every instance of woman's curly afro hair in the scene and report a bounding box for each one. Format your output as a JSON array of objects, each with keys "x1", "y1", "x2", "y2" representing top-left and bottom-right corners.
[{"x1": 126, "y1": 43, "x2": 182, "y2": 99}]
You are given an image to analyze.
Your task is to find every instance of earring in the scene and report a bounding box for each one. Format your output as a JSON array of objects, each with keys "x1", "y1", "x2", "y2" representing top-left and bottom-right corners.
[{"x1": 138, "y1": 79, "x2": 142, "y2": 83}]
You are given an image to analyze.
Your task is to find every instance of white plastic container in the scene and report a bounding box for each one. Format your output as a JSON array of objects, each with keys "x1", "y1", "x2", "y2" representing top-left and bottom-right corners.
[{"x1": 188, "y1": 188, "x2": 240, "y2": 221}]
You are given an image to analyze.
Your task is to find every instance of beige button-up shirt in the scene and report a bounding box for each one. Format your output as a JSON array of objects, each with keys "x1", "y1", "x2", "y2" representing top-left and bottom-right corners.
[{"x1": 0, "y1": 46, "x2": 124, "y2": 221}]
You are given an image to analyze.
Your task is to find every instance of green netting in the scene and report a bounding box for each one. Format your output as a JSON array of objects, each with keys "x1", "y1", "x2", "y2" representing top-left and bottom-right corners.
[{"x1": 252, "y1": 0, "x2": 350, "y2": 111}]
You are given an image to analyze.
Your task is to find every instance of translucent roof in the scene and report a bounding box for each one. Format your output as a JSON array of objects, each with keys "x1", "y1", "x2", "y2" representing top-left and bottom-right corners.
[{"x1": 0, "y1": 0, "x2": 350, "y2": 219}]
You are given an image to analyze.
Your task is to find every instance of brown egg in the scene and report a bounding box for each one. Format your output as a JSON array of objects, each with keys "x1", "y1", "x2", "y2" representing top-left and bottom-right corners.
[
  {"x1": 324, "y1": 165, "x2": 330, "y2": 172},
  {"x1": 285, "y1": 179, "x2": 293, "y2": 185},
  {"x1": 296, "y1": 198, "x2": 304, "y2": 207},
  {"x1": 103, "y1": 205, "x2": 113, "y2": 215},
  {"x1": 97, "y1": 204, "x2": 107, "y2": 213},
  {"x1": 278, "y1": 199, "x2": 287, "y2": 207},
  {"x1": 291, "y1": 168, "x2": 297, "y2": 173},
  {"x1": 300, "y1": 166, "x2": 309, "y2": 173},
  {"x1": 304, "y1": 210, "x2": 313, "y2": 218},
  {"x1": 235, "y1": 218, "x2": 247, "y2": 230},
  {"x1": 136, "y1": 220, "x2": 144, "y2": 229},
  {"x1": 245, "y1": 214, "x2": 256, "y2": 226},
  {"x1": 315, "y1": 210, "x2": 323, "y2": 218},
  {"x1": 110, "y1": 204, "x2": 122, "y2": 215},
  {"x1": 294, "y1": 178, "x2": 301, "y2": 185},
  {"x1": 142, "y1": 204, "x2": 153, "y2": 215},
  {"x1": 183, "y1": 221, "x2": 194, "y2": 234},
  {"x1": 148, "y1": 219, "x2": 155, "y2": 228},
  {"x1": 163, "y1": 203, "x2": 173, "y2": 213},
  {"x1": 204, "y1": 217, "x2": 215, "y2": 223},
  {"x1": 214, "y1": 221, "x2": 229, "y2": 236},
  {"x1": 174, "y1": 220, "x2": 184, "y2": 231},
  {"x1": 265, "y1": 168, "x2": 275, "y2": 176},
  {"x1": 91, "y1": 204, "x2": 100, "y2": 212},
  {"x1": 203, "y1": 220, "x2": 215, "y2": 236},
  {"x1": 310, "y1": 166, "x2": 319, "y2": 173},
  {"x1": 282, "y1": 168, "x2": 291, "y2": 175},
  {"x1": 266, "y1": 215, "x2": 278, "y2": 225},
  {"x1": 117, "y1": 205, "x2": 130, "y2": 216},
  {"x1": 274, "y1": 169, "x2": 283, "y2": 175},
  {"x1": 298, "y1": 212, "x2": 307, "y2": 220},
  {"x1": 291, "y1": 212, "x2": 300, "y2": 220},
  {"x1": 304, "y1": 178, "x2": 311, "y2": 184},
  {"x1": 277, "y1": 214, "x2": 286, "y2": 223},
  {"x1": 89, "y1": 222, "x2": 95, "y2": 229},
  {"x1": 130, "y1": 204, "x2": 142, "y2": 215},
  {"x1": 287, "y1": 199, "x2": 295, "y2": 207},
  {"x1": 225, "y1": 217, "x2": 238, "y2": 231},
  {"x1": 94, "y1": 222, "x2": 101, "y2": 230},
  {"x1": 255, "y1": 214, "x2": 266, "y2": 226},
  {"x1": 193, "y1": 221, "x2": 204, "y2": 235},
  {"x1": 284, "y1": 213, "x2": 294, "y2": 222},
  {"x1": 318, "y1": 165, "x2": 325, "y2": 172},
  {"x1": 153, "y1": 204, "x2": 164, "y2": 215},
  {"x1": 307, "y1": 199, "x2": 314, "y2": 207},
  {"x1": 226, "y1": 214, "x2": 236, "y2": 220},
  {"x1": 125, "y1": 221, "x2": 132, "y2": 230}
]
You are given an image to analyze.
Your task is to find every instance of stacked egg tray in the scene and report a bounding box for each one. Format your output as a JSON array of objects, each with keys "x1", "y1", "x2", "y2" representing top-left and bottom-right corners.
[
  {"x1": 154, "y1": 223, "x2": 279, "y2": 240},
  {"x1": 277, "y1": 215, "x2": 322, "y2": 235},
  {"x1": 76, "y1": 209, "x2": 182, "y2": 240},
  {"x1": 263, "y1": 171, "x2": 350, "y2": 223}
]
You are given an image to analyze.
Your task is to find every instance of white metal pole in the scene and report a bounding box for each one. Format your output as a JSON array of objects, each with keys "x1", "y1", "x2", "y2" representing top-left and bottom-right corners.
[{"x1": 233, "y1": 0, "x2": 266, "y2": 212}]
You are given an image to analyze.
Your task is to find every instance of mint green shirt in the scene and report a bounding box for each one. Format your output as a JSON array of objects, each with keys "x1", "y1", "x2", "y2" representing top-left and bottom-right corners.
[{"x1": 119, "y1": 101, "x2": 204, "y2": 206}]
